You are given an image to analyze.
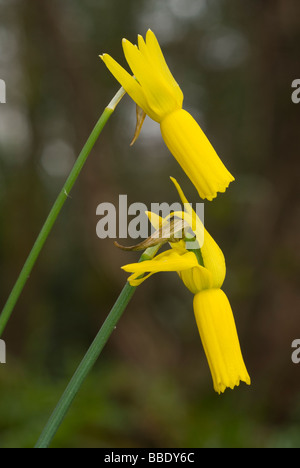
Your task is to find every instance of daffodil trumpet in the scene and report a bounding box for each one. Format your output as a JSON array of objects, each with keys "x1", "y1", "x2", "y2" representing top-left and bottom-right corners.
[
  {"x1": 120, "y1": 178, "x2": 250, "y2": 394},
  {"x1": 100, "y1": 30, "x2": 235, "y2": 201}
]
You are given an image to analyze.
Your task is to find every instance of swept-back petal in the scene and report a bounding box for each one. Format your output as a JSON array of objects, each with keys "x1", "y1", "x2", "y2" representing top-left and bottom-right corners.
[
  {"x1": 122, "y1": 249, "x2": 199, "y2": 275},
  {"x1": 169, "y1": 177, "x2": 203, "y2": 243},
  {"x1": 122, "y1": 39, "x2": 155, "y2": 87},
  {"x1": 100, "y1": 53, "x2": 147, "y2": 111},
  {"x1": 122, "y1": 39, "x2": 179, "y2": 121},
  {"x1": 145, "y1": 210, "x2": 213, "y2": 294},
  {"x1": 145, "y1": 29, "x2": 183, "y2": 103},
  {"x1": 145, "y1": 211, "x2": 164, "y2": 231},
  {"x1": 200, "y1": 229, "x2": 226, "y2": 289},
  {"x1": 101, "y1": 31, "x2": 183, "y2": 122},
  {"x1": 170, "y1": 177, "x2": 226, "y2": 288}
]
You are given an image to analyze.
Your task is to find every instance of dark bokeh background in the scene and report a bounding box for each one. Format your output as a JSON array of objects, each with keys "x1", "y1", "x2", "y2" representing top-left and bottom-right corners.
[{"x1": 0, "y1": 0, "x2": 299, "y2": 448}]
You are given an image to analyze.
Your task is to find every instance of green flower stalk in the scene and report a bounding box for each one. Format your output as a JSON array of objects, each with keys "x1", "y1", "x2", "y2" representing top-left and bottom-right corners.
[{"x1": 35, "y1": 246, "x2": 159, "y2": 448}]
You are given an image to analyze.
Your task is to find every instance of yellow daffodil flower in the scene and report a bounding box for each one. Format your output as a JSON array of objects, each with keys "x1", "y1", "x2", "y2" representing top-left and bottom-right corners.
[
  {"x1": 100, "y1": 30, "x2": 235, "y2": 201},
  {"x1": 121, "y1": 178, "x2": 250, "y2": 394}
]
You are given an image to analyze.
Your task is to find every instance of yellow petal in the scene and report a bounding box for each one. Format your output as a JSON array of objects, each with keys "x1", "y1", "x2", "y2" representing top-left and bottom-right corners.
[
  {"x1": 145, "y1": 30, "x2": 184, "y2": 104},
  {"x1": 122, "y1": 39, "x2": 154, "y2": 87},
  {"x1": 193, "y1": 289, "x2": 251, "y2": 394},
  {"x1": 145, "y1": 211, "x2": 164, "y2": 231},
  {"x1": 180, "y1": 214, "x2": 225, "y2": 288},
  {"x1": 169, "y1": 177, "x2": 199, "y2": 235},
  {"x1": 170, "y1": 178, "x2": 226, "y2": 289},
  {"x1": 122, "y1": 39, "x2": 179, "y2": 122},
  {"x1": 100, "y1": 53, "x2": 147, "y2": 112},
  {"x1": 146, "y1": 210, "x2": 188, "y2": 241},
  {"x1": 145, "y1": 209, "x2": 212, "y2": 293},
  {"x1": 136, "y1": 31, "x2": 183, "y2": 107},
  {"x1": 200, "y1": 229, "x2": 226, "y2": 289},
  {"x1": 102, "y1": 32, "x2": 183, "y2": 122},
  {"x1": 161, "y1": 109, "x2": 235, "y2": 201},
  {"x1": 122, "y1": 249, "x2": 199, "y2": 274},
  {"x1": 178, "y1": 267, "x2": 213, "y2": 295},
  {"x1": 137, "y1": 34, "x2": 147, "y2": 53},
  {"x1": 122, "y1": 250, "x2": 200, "y2": 287},
  {"x1": 170, "y1": 176, "x2": 189, "y2": 206}
]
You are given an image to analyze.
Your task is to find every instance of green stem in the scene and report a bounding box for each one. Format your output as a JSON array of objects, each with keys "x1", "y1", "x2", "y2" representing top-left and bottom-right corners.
[
  {"x1": 35, "y1": 282, "x2": 135, "y2": 448},
  {"x1": 0, "y1": 87, "x2": 126, "y2": 337},
  {"x1": 35, "y1": 246, "x2": 158, "y2": 449}
]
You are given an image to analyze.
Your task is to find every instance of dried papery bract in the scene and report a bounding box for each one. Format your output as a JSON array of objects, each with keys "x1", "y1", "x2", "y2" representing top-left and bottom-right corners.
[
  {"x1": 130, "y1": 105, "x2": 147, "y2": 146},
  {"x1": 114, "y1": 216, "x2": 191, "y2": 251}
]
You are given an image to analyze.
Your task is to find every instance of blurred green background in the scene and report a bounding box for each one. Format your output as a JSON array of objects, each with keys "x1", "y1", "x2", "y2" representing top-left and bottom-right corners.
[{"x1": 0, "y1": 0, "x2": 300, "y2": 448}]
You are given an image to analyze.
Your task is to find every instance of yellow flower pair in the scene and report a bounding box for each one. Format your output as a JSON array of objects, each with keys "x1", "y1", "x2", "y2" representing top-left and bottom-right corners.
[
  {"x1": 100, "y1": 29, "x2": 234, "y2": 201},
  {"x1": 122, "y1": 178, "x2": 250, "y2": 394},
  {"x1": 101, "y1": 31, "x2": 250, "y2": 393}
]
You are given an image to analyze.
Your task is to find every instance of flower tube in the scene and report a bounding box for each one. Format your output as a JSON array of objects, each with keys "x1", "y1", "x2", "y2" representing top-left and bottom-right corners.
[{"x1": 194, "y1": 289, "x2": 250, "y2": 394}]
